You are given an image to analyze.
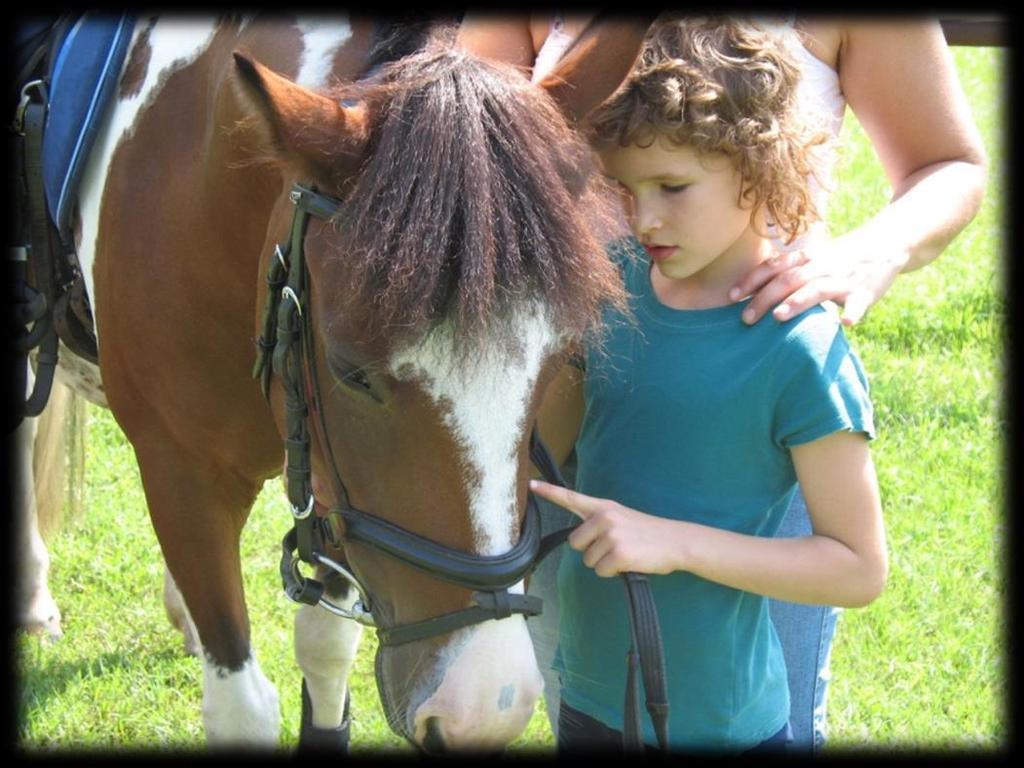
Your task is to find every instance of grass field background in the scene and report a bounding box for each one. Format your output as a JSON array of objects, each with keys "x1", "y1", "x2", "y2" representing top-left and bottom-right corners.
[{"x1": 14, "y1": 43, "x2": 1006, "y2": 753}]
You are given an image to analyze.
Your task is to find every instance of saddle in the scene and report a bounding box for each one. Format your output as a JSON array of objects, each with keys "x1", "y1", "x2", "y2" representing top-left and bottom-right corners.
[{"x1": 9, "y1": 12, "x2": 135, "y2": 423}]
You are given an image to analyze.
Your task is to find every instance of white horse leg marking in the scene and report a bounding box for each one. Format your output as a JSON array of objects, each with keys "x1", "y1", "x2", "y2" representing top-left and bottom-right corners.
[
  {"x1": 294, "y1": 601, "x2": 363, "y2": 729},
  {"x1": 162, "y1": 568, "x2": 201, "y2": 657},
  {"x1": 390, "y1": 301, "x2": 560, "y2": 555},
  {"x1": 14, "y1": 377, "x2": 62, "y2": 639},
  {"x1": 202, "y1": 654, "x2": 280, "y2": 747},
  {"x1": 390, "y1": 300, "x2": 559, "y2": 747}
]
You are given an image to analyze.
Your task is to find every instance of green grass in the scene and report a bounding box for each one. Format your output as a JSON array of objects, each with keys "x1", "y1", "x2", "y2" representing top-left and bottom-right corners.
[
  {"x1": 820, "y1": 44, "x2": 1005, "y2": 751},
  {"x1": 15, "y1": 44, "x2": 1005, "y2": 753}
]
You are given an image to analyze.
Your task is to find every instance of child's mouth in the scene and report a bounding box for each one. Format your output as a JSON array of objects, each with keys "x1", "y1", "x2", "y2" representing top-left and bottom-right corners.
[{"x1": 643, "y1": 244, "x2": 678, "y2": 262}]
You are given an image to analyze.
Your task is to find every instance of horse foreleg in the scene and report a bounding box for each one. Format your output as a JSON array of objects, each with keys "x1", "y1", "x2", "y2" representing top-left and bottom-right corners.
[
  {"x1": 132, "y1": 435, "x2": 280, "y2": 747},
  {"x1": 294, "y1": 574, "x2": 364, "y2": 750}
]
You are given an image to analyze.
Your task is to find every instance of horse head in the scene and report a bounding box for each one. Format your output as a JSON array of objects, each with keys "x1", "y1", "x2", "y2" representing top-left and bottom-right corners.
[{"x1": 232, "y1": 30, "x2": 636, "y2": 752}]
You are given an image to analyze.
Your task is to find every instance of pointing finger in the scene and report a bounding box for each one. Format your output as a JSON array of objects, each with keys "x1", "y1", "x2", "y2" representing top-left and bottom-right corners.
[{"x1": 528, "y1": 480, "x2": 600, "y2": 520}]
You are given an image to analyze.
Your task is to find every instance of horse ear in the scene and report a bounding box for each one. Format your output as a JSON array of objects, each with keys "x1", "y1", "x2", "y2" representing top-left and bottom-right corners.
[
  {"x1": 535, "y1": 15, "x2": 655, "y2": 125},
  {"x1": 232, "y1": 50, "x2": 368, "y2": 177}
]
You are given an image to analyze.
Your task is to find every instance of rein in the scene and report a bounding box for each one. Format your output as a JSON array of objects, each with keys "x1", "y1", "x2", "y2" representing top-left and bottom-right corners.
[{"x1": 254, "y1": 183, "x2": 669, "y2": 751}]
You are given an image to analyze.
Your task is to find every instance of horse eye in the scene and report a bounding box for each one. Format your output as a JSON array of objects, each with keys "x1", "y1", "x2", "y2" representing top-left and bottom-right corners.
[
  {"x1": 327, "y1": 354, "x2": 376, "y2": 396},
  {"x1": 345, "y1": 369, "x2": 373, "y2": 392}
]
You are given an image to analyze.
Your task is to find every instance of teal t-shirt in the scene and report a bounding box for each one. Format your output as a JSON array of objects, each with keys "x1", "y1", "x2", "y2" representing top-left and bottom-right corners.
[{"x1": 554, "y1": 238, "x2": 875, "y2": 751}]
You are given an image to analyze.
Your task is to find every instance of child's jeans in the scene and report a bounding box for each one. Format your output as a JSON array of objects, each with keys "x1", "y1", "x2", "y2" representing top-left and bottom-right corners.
[{"x1": 768, "y1": 488, "x2": 840, "y2": 752}]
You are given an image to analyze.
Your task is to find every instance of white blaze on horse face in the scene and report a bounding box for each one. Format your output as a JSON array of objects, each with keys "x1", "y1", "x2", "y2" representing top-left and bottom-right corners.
[
  {"x1": 77, "y1": 18, "x2": 219, "y2": 352},
  {"x1": 389, "y1": 300, "x2": 560, "y2": 556},
  {"x1": 294, "y1": 18, "x2": 353, "y2": 89},
  {"x1": 202, "y1": 655, "x2": 280, "y2": 747},
  {"x1": 389, "y1": 300, "x2": 559, "y2": 748}
]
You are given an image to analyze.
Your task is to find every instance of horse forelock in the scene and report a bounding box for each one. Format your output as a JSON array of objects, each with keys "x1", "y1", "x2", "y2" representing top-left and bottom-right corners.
[{"x1": 315, "y1": 46, "x2": 626, "y2": 359}]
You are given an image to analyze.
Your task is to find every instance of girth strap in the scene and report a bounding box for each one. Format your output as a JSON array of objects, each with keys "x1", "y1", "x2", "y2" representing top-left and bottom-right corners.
[{"x1": 13, "y1": 82, "x2": 60, "y2": 421}]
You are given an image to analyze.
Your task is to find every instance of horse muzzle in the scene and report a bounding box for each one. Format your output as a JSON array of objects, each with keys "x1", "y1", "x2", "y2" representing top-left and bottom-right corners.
[{"x1": 377, "y1": 612, "x2": 543, "y2": 753}]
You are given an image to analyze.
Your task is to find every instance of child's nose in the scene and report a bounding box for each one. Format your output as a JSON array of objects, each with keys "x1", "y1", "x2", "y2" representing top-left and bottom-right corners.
[{"x1": 635, "y1": 205, "x2": 662, "y2": 237}]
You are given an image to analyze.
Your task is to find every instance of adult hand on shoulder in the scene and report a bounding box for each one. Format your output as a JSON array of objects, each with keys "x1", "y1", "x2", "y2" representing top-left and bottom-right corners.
[
  {"x1": 529, "y1": 480, "x2": 684, "y2": 577},
  {"x1": 728, "y1": 228, "x2": 905, "y2": 327}
]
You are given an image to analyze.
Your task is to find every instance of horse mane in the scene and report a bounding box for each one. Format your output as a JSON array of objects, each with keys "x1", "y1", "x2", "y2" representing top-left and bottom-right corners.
[
  {"x1": 319, "y1": 44, "x2": 627, "y2": 357},
  {"x1": 364, "y1": 15, "x2": 456, "y2": 70}
]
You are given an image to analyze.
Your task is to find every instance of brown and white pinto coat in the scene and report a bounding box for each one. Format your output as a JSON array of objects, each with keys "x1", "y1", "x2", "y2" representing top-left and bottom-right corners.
[{"x1": 61, "y1": 14, "x2": 646, "y2": 751}]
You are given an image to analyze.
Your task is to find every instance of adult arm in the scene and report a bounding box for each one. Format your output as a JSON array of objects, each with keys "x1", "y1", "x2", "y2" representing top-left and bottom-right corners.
[
  {"x1": 456, "y1": 14, "x2": 538, "y2": 71},
  {"x1": 734, "y1": 20, "x2": 988, "y2": 326}
]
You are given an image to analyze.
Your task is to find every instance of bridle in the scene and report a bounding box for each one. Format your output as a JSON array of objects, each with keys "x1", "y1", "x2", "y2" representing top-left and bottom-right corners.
[
  {"x1": 254, "y1": 184, "x2": 550, "y2": 643},
  {"x1": 254, "y1": 183, "x2": 669, "y2": 750}
]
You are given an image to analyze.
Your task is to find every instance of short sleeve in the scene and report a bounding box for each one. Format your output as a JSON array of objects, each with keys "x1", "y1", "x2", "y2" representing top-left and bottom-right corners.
[{"x1": 771, "y1": 310, "x2": 875, "y2": 449}]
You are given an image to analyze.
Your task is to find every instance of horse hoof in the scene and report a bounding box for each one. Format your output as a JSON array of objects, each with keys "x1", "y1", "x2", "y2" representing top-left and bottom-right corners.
[
  {"x1": 22, "y1": 616, "x2": 64, "y2": 643},
  {"x1": 20, "y1": 597, "x2": 63, "y2": 642},
  {"x1": 298, "y1": 678, "x2": 351, "y2": 752}
]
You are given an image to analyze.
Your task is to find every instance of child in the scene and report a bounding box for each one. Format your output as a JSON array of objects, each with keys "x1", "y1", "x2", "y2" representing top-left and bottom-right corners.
[{"x1": 530, "y1": 17, "x2": 887, "y2": 753}]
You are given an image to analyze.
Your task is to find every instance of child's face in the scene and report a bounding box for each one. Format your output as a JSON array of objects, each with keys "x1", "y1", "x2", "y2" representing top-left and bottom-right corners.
[{"x1": 599, "y1": 139, "x2": 760, "y2": 285}]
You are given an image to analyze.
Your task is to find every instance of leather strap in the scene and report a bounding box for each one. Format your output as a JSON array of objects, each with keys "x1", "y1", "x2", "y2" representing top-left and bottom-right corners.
[
  {"x1": 376, "y1": 591, "x2": 542, "y2": 646},
  {"x1": 19, "y1": 92, "x2": 60, "y2": 419},
  {"x1": 338, "y1": 494, "x2": 542, "y2": 591},
  {"x1": 623, "y1": 572, "x2": 670, "y2": 750}
]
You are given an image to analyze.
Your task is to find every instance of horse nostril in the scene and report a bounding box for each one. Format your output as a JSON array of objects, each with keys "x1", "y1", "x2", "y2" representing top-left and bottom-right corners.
[{"x1": 421, "y1": 716, "x2": 447, "y2": 754}]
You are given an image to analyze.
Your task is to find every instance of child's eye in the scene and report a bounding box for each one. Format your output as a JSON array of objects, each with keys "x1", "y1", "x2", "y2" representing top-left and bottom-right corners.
[{"x1": 661, "y1": 183, "x2": 689, "y2": 194}]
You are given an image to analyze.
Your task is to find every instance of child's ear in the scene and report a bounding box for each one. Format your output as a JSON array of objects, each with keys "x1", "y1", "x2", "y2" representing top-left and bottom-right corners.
[{"x1": 535, "y1": 15, "x2": 655, "y2": 125}]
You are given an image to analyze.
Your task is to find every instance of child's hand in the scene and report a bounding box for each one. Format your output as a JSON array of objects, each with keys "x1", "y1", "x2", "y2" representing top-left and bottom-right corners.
[{"x1": 529, "y1": 480, "x2": 684, "y2": 577}]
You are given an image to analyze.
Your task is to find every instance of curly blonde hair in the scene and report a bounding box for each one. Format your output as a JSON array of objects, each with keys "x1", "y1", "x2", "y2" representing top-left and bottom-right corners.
[{"x1": 588, "y1": 16, "x2": 833, "y2": 245}]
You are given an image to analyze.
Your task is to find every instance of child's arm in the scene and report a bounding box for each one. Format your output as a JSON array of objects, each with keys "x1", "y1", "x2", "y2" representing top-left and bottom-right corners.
[{"x1": 529, "y1": 429, "x2": 888, "y2": 607}]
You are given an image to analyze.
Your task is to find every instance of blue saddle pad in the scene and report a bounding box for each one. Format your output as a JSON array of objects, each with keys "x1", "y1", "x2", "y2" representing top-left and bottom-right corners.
[{"x1": 42, "y1": 12, "x2": 135, "y2": 239}]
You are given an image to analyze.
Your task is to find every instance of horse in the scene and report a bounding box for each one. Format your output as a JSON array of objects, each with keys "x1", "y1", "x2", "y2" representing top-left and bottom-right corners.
[
  {"x1": 14, "y1": 375, "x2": 81, "y2": 641},
  {"x1": 14, "y1": 366, "x2": 204, "y2": 653},
  {"x1": 27, "y1": 14, "x2": 649, "y2": 751},
  {"x1": 15, "y1": 362, "x2": 206, "y2": 653}
]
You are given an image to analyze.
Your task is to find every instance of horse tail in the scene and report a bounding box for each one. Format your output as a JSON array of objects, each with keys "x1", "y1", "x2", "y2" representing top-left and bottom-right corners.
[{"x1": 32, "y1": 380, "x2": 87, "y2": 538}]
